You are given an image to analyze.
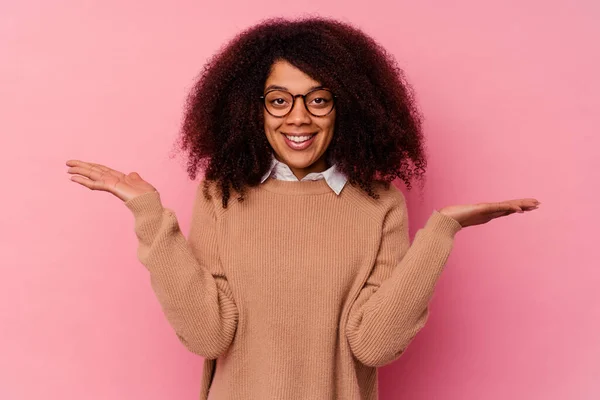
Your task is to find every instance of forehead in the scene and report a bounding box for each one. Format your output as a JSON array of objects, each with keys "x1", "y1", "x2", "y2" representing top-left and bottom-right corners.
[{"x1": 265, "y1": 60, "x2": 322, "y2": 92}]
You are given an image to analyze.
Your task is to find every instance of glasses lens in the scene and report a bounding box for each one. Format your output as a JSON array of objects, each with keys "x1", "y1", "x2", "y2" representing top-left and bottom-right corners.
[
  {"x1": 263, "y1": 89, "x2": 335, "y2": 117},
  {"x1": 264, "y1": 91, "x2": 293, "y2": 117},
  {"x1": 305, "y1": 89, "x2": 334, "y2": 116}
]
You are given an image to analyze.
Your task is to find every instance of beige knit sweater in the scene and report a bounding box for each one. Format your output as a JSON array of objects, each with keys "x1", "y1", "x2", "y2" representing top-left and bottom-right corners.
[{"x1": 124, "y1": 178, "x2": 462, "y2": 399}]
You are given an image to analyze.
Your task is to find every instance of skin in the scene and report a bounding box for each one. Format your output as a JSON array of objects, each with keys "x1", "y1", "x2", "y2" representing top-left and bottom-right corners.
[
  {"x1": 65, "y1": 61, "x2": 540, "y2": 227},
  {"x1": 262, "y1": 60, "x2": 336, "y2": 180}
]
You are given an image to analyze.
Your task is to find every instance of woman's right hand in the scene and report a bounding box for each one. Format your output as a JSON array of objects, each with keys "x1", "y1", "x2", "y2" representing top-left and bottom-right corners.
[{"x1": 66, "y1": 159, "x2": 157, "y2": 202}]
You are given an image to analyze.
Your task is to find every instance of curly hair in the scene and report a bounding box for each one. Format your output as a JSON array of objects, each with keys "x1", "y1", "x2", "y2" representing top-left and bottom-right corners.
[{"x1": 176, "y1": 16, "x2": 427, "y2": 208}]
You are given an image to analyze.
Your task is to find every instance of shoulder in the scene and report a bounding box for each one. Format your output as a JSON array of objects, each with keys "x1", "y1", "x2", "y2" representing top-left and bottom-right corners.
[
  {"x1": 344, "y1": 180, "x2": 406, "y2": 207},
  {"x1": 192, "y1": 179, "x2": 234, "y2": 219},
  {"x1": 373, "y1": 180, "x2": 406, "y2": 206},
  {"x1": 342, "y1": 181, "x2": 407, "y2": 223}
]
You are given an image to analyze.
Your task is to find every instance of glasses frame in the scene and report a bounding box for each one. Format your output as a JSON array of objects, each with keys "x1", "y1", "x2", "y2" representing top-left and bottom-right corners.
[{"x1": 260, "y1": 87, "x2": 337, "y2": 118}]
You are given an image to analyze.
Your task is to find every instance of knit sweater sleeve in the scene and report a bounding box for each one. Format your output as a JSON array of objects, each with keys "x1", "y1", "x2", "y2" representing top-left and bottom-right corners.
[
  {"x1": 345, "y1": 188, "x2": 462, "y2": 367},
  {"x1": 124, "y1": 184, "x2": 238, "y2": 359}
]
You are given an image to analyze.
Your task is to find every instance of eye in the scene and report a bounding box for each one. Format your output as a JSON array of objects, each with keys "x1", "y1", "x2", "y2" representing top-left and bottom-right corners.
[{"x1": 309, "y1": 97, "x2": 330, "y2": 108}]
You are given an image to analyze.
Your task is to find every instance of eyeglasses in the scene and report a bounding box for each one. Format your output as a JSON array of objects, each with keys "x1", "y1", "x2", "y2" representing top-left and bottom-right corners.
[{"x1": 260, "y1": 88, "x2": 336, "y2": 118}]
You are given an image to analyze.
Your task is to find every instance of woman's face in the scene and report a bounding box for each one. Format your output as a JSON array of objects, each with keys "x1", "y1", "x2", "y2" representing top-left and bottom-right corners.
[{"x1": 263, "y1": 60, "x2": 336, "y2": 179}]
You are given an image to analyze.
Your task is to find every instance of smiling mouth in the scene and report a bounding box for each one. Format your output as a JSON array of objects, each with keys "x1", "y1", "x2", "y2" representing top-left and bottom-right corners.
[{"x1": 281, "y1": 133, "x2": 317, "y2": 143}]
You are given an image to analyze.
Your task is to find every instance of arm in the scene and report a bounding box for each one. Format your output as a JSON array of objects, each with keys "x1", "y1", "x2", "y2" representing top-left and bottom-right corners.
[
  {"x1": 124, "y1": 183, "x2": 238, "y2": 359},
  {"x1": 345, "y1": 189, "x2": 462, "y2": 367}
]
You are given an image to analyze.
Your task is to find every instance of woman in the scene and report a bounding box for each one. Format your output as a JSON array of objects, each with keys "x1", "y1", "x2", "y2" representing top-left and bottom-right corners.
[{"x1": 66, "y1": 17, "x2": 539, "y2": 400}]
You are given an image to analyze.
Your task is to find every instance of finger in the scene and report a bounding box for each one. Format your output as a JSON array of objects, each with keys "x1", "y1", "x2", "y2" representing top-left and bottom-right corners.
[
  {"x1": 67, "y1": 165, "x2": 107, "y2": 181},
  {"x1": 490, "y1": 209, "x2": 516, "y2": 218},
  {"x1": 499, "y1": 201, "x2": 523, "y2": 213},
  {"x1": 66, "y1": 160, "x2": 125, "y2": 179},
  {"x1": 88, "y1": 162, "x2": 126, "y2": 179},
  {"x1": 510, "y1": 198, "x2": 541, "y2": 212},
  {"x1": 515, "y1": 199, "x2": 539, "y2": 207},
  {"x1": 66, "y1": 160, "x2": 103, "y2": 177},
  {"x1": 66, "y1": 159, "x2": 94, "y2": 168},
  {"x1": 506, "y1": 198, "x2": 540, "y2": 207},
  {"x1": 523, "y1": 198, "x2": 540, "y2": 205},
  {"x1": 484, "y1": 202, "x2": 518, "y2": 214},
  {"x1": 86, "y1": 162, "x2": 110, "y2": 172},
  {"x1": 69, "y1": 174, "x2": 106, "y2": 191}
]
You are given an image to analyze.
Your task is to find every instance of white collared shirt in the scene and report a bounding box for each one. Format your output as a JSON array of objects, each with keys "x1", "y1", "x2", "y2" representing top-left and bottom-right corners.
[{"x1": 260, "y1": 156, "x2": 348, "y2": 195}]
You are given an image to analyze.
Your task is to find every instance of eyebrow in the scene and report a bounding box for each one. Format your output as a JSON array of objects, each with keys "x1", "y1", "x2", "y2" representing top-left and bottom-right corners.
[{"x1": 264, "y1": 84, "x2": 324, "y2": 92}]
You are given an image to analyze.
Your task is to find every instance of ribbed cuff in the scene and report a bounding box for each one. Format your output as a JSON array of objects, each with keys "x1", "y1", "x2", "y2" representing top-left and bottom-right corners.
[
  {"x1": 424, "y1": 210, "x2": 463, "y2": 239},
  {"x1": 124, "y1": 191, "x2": 164, "y2": 218}
]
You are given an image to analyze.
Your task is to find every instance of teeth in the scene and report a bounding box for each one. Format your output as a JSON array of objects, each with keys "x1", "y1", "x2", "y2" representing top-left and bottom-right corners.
[{"x1": 285, "y1": 134, "x2": 313, "y2": 143}]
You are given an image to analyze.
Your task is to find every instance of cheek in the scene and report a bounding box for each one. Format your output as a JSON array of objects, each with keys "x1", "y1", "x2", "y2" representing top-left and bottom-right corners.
[
  {"x1": 321, "y1": 117, "x2": 336, "y2": 138},
  {"x1": 263, "y1": 121, "x2": 274, "y2": 136},
  {"x1": 263, "y1": 114, "x2": 280, "y2": 134}
]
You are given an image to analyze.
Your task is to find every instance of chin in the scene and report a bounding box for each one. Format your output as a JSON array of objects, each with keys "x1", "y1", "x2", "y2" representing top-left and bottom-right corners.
[
  {"x1": 278, "y1": 151, "x2": 318, "y2": 168},
  {"x1": 279, "y1": 154, "x2": 312, "y2": 169}
]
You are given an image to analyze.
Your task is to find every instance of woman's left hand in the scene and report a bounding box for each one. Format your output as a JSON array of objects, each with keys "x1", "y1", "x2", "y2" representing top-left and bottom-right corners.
[{"x1": 439, "y1": 198, "x2": 540, "y2": 228}]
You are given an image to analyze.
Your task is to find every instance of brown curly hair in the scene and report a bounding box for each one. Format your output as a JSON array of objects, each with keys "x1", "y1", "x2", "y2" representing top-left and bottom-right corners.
[{"x1": 175, "y1": 16, "x2": 427, "y2": 208}]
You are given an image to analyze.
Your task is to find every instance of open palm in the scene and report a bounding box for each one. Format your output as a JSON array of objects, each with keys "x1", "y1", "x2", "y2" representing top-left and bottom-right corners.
[
  {"x1": 66, "y1": 159, "x2": 157, "y2": 202},
  {"x1": 439, "y1": 198, "x2": 540, "y2": 228}
]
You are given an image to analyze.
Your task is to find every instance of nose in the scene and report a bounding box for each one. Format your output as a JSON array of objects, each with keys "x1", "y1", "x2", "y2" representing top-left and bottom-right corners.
[{"x1": 285, "y1": 96, "x2": 312, "y2": 125}]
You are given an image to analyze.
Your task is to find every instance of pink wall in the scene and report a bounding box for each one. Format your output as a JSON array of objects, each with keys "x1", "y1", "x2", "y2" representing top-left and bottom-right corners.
[{"x1": 1, "y1": 0, "x2": 597, "y2": 399}]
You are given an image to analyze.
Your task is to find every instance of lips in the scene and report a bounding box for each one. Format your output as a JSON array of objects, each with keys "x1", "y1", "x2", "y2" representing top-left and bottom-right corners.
[
  {"x1": 281, "y1": 132, "x2": 317, "y2": 150},
  {"x1": 283, "y1": 133, "x2": 316, "y2": 141}
]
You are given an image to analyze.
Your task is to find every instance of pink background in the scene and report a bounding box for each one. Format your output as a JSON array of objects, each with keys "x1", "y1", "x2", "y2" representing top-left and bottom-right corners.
[{"x1": 1, "y1": 0, "x2": 598, "y2": 399}]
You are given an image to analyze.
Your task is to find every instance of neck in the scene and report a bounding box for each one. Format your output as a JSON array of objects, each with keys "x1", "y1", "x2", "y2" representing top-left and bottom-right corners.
[{"x1": 276, "y1": 155, "x2": 329, "y2": 180}]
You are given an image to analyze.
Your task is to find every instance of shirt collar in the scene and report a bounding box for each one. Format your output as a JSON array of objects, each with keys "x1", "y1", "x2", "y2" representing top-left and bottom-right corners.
[{"x1": 260, "y1": 156, "x2": 347, "y2": 195}]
